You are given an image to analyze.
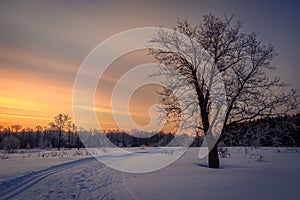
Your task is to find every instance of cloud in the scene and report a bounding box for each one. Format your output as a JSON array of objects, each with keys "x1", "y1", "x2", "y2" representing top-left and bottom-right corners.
[{"x1": 0, "y1": 112, "x2": 51, "y2": 121}]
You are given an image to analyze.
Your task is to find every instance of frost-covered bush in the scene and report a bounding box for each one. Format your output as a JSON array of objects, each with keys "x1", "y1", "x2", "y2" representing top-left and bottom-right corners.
[{"x1": 1, "y1": 135, "x2": 20, "y2": 153}]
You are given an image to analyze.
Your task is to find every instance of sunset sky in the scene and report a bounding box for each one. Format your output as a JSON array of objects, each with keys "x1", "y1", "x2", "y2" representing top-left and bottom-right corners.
[{"x1": 0, "y1": 0, "x2": 299, "y2": 130}]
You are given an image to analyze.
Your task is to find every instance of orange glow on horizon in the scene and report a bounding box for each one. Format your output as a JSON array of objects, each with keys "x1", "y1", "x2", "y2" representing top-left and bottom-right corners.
[{"x1": 0, "y1": 47, "x2": 174, "y2": 132}]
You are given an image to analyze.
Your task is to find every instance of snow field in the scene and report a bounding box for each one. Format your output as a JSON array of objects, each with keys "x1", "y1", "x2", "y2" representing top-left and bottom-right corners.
[{"x1": 0, "y1": 147, "x2": 299, "y2": 200}]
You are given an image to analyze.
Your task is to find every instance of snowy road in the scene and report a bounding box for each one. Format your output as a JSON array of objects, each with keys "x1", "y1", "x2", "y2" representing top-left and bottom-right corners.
[{"x1": 0, "y1": 157, "x2": 132, "y2": 200}]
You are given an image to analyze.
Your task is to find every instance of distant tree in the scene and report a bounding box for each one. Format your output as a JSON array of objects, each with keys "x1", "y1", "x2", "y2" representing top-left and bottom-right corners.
[
  {"x1": 35, "y1": 125, "x2": 43, "y2": 132},
  {"x1": 0, "y1": 125, "x2": 3, "y2": 144},
  {"x1": 34, "y1": 125, "x2": 42, "y2": 147},
  {"x1": 49, "y1": 114, "x2": 72, "y2": 150},
  {"x1": 150, "y1": 14, "x2": 299, "y2": 168},
  {"x1": 0, "y1": 125, "x2": 4, "y2": 132},
  {"x1": 10, "y1": 124, "x2": 22, "y2": 133},
  {"x1": 1, "y1": 135, "x2": 20, "y2": 153},
  {"x1": 67, "y1": 122, "x2": 77, "y2": 149}
]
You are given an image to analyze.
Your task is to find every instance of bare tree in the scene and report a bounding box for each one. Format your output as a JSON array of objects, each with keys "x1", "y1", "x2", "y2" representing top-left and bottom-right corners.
[
  {"x1": 0, "y1": 125, "x2": 4, "y2": 132},
  {"x1": 49, "y1": 114, "x2": 72, "y2": 150},
  {"x1": 150, "y1": 14, "x2": 298, "y2": 168},
  {"x1": 1, "y1": 135, "x2": 20, "y2": 153},
  {"x1": 10, "y1": 124, "x2": 22, "y2": 133},
  {"x1": 67, "y1": 122, "x2": 77, "y2": 149}
]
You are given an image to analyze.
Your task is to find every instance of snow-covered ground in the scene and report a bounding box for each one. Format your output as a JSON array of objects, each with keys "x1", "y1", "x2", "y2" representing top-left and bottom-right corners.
[
  {"x1": 0, "y1": 149, "x2": 92, "y2": 182},
  {"x1": 0, "y1": 147, "x2": 300, "y2": 200}
]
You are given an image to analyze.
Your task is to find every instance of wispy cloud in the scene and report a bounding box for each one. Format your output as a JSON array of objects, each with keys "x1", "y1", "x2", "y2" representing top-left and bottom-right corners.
[
  {"x1": 76, "y1": 104, "x2": 147, "y2": 118},
  {"x1": 0, "y1": 112, "x2": 51, "y2": 120}
]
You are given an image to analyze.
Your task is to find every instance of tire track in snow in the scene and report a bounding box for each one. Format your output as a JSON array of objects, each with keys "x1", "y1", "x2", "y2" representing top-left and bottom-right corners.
[
  {"x1": 0, "y1": 157, "x2": 132, "y2": 200},
  {"x1": 0, "y1": 157, "x2": 95, "y2": 200}
]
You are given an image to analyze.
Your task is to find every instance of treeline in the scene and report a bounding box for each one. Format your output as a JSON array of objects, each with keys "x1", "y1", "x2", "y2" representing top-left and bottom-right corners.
[
  {"x1": 0, "y1": 118, "x2": 202, "y2": 152},
  {"x1": 0, "y1": 125, "x2": 82, "y2": 152},
  {"x1": 0, "y1": 114, "x2": 299, "y2": 152},
  {"x1": 0, "y1": 127, "x2": 202, "y2": 153},
  {"x1": 220, "y1": 114, "x2": 300, "y2": 147}
]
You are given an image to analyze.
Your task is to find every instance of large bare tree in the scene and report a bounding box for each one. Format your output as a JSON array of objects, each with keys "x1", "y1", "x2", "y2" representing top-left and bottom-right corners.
[{"x1": 150, "y1": 14, "x2": 298, "y2": 168}]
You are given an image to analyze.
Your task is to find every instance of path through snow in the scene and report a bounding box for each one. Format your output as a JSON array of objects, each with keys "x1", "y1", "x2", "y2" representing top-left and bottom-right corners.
[{"x1": 0, "y1": 157, "x2": 131, "y2": 200}]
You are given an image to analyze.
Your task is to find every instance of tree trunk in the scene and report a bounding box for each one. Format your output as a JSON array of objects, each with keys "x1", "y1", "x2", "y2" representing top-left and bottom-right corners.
[
  {"x1": 58, "y1": 131, "x2": 61, "y2": 151},
  {"x1": 208, "y1": 143, "x2": 219, "y2": 168},
  {"x1": 68, "y1": 132, "x2": 72, "y2": 149}
]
